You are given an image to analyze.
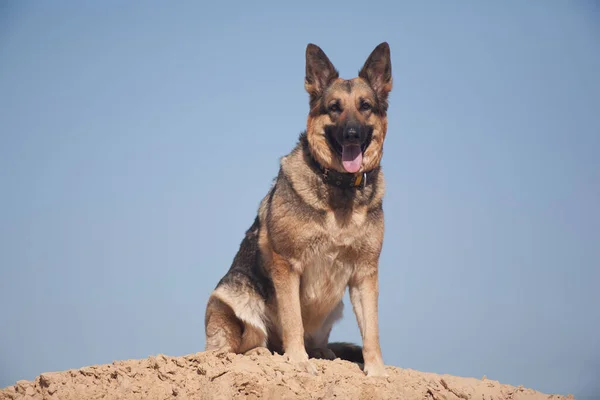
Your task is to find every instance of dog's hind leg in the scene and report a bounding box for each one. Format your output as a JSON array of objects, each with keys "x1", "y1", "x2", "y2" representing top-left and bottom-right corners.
[
  {"x1": 204, "y1": 295, "x2": 243, "y2": 353},
  {"x1": 305, "y1": 301, "x2": 364, "y2": 363},
  {"x1": 205, "y1": 287, "x2": 269, "y2": 354},
  {"x1": 238, "y1": 323, "x2": 268, "y2": 354},
  {"x1": 305, "y1": 301, "x2": 343, "y2": 360}
]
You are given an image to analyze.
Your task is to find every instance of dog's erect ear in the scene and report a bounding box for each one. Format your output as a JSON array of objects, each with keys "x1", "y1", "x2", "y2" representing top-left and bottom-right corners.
[
  {"x1": 359, "y1": 42, "x2": 392, "y2": 109},
  {"x1": 305, "y1": 44, "x2": 339, "y2": 100}
]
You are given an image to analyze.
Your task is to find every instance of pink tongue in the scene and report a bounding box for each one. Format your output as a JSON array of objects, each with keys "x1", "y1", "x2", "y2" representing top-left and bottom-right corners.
[{"x1": 341, "y1": 145, "x2": 363, "y2": 173}]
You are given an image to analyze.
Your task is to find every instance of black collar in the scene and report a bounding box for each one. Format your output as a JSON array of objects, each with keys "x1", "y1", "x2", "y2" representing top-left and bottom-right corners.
[
  {"x1": 321, "y1": 167, "x2": 378, "y2": 189},
  {"x1": 308, "y1": 154, "x2": 379, "y2": 189}
]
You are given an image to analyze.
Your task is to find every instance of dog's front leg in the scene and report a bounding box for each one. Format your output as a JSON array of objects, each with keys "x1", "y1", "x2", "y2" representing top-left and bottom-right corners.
[
  {"x1": 271, "y1": 252, "x2": 317, "y2": 375},
  {"x1": 349, "y1": 271, "x2": 388, "y2": 377}
]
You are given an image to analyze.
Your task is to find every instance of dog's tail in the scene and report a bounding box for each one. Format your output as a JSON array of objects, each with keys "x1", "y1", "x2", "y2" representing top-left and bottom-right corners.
[{"x1": 327, "y1": 342, "x2": 364, "y2": 363}]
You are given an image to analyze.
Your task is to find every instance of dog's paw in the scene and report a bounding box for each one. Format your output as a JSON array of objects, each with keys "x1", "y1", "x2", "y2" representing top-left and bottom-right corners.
[
  {"x1": 307, "y1": 347, "x2": 336, "y2": 360},
  {"x1": 364, "y1": 362, "x2": 389, "y2": 377},
  {"x1": 295, "y1": 360, "x2": 319, "y2": 376},
  {"x1": 205, "y1": 347, "x2": 234, "y2": 359},
  {"x1": 284, "y1": 352, "x2": 318, "y2": 376},
  {"x1": 244, "y1": 347, "x2": 272, "y2": 357}
]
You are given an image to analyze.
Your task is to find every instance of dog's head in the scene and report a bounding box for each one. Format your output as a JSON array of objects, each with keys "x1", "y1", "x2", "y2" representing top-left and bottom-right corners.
[{"x1": 304, "y1": 42, "x2": 392, "y2": 174}]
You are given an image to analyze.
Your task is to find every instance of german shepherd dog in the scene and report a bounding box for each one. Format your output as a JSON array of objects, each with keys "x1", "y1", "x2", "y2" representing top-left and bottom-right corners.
[{"x1": 204, "y1": 42, "x2": 392, "y2": 377}]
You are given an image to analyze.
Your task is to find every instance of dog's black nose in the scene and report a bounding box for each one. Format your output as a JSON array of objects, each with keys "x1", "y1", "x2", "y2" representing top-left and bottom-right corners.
[{"x1": 343, "y1": 125, "x2": 360, "y2": 143}]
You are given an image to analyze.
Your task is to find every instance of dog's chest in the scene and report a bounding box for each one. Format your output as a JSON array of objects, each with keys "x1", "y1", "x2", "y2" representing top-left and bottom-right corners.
[
  {"x1": 298, "y1": 211, "x2": 366, "y2": 305},
  {"x1": 301, "y1": 245, "x2": 348, "y2": 299}
]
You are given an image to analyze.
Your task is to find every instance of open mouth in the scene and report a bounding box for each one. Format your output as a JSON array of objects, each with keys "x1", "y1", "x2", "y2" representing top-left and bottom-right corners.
[
  {"x1": 341, "y1": 145, "x2": 362, "y2": 173},
  {"x1": 326, "y1": 129, "x2": 373, "y2": 173}
]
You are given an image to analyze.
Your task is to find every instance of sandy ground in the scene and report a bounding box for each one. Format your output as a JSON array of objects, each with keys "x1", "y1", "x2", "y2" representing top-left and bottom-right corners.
[{"x1": 1, "y1": 350, "x2": 574, "y2": 400}]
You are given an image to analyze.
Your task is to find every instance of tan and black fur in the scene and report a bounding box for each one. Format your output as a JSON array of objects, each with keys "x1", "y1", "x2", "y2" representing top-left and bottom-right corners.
[{"x1": 204, "y1": 42, "x2": 393, "y2": 376}]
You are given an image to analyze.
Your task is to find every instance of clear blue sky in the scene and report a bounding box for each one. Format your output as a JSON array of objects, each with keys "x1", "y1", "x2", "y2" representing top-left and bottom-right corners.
[{"x1": 1, "y1": 1, "x2": 599, "y2": 398}]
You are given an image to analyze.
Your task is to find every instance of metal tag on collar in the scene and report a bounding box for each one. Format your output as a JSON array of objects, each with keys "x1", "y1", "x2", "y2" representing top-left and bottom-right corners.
[{"x1": 353, "y1": 172, "x2": 367, "y2": 188}]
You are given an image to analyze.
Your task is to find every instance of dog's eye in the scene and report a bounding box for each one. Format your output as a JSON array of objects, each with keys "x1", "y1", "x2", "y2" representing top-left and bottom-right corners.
[
  {"x1": 329, "y1": 103, "x2": 341, "y2": 113},
  {"x1": 360, "y1": 102, "x2": 372, "y2": 111}
]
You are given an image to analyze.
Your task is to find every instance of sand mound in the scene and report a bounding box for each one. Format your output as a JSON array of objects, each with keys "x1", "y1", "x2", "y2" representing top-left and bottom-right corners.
[{"x1": 0, "y1": 350, "x2": 573, "y2": 399}]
